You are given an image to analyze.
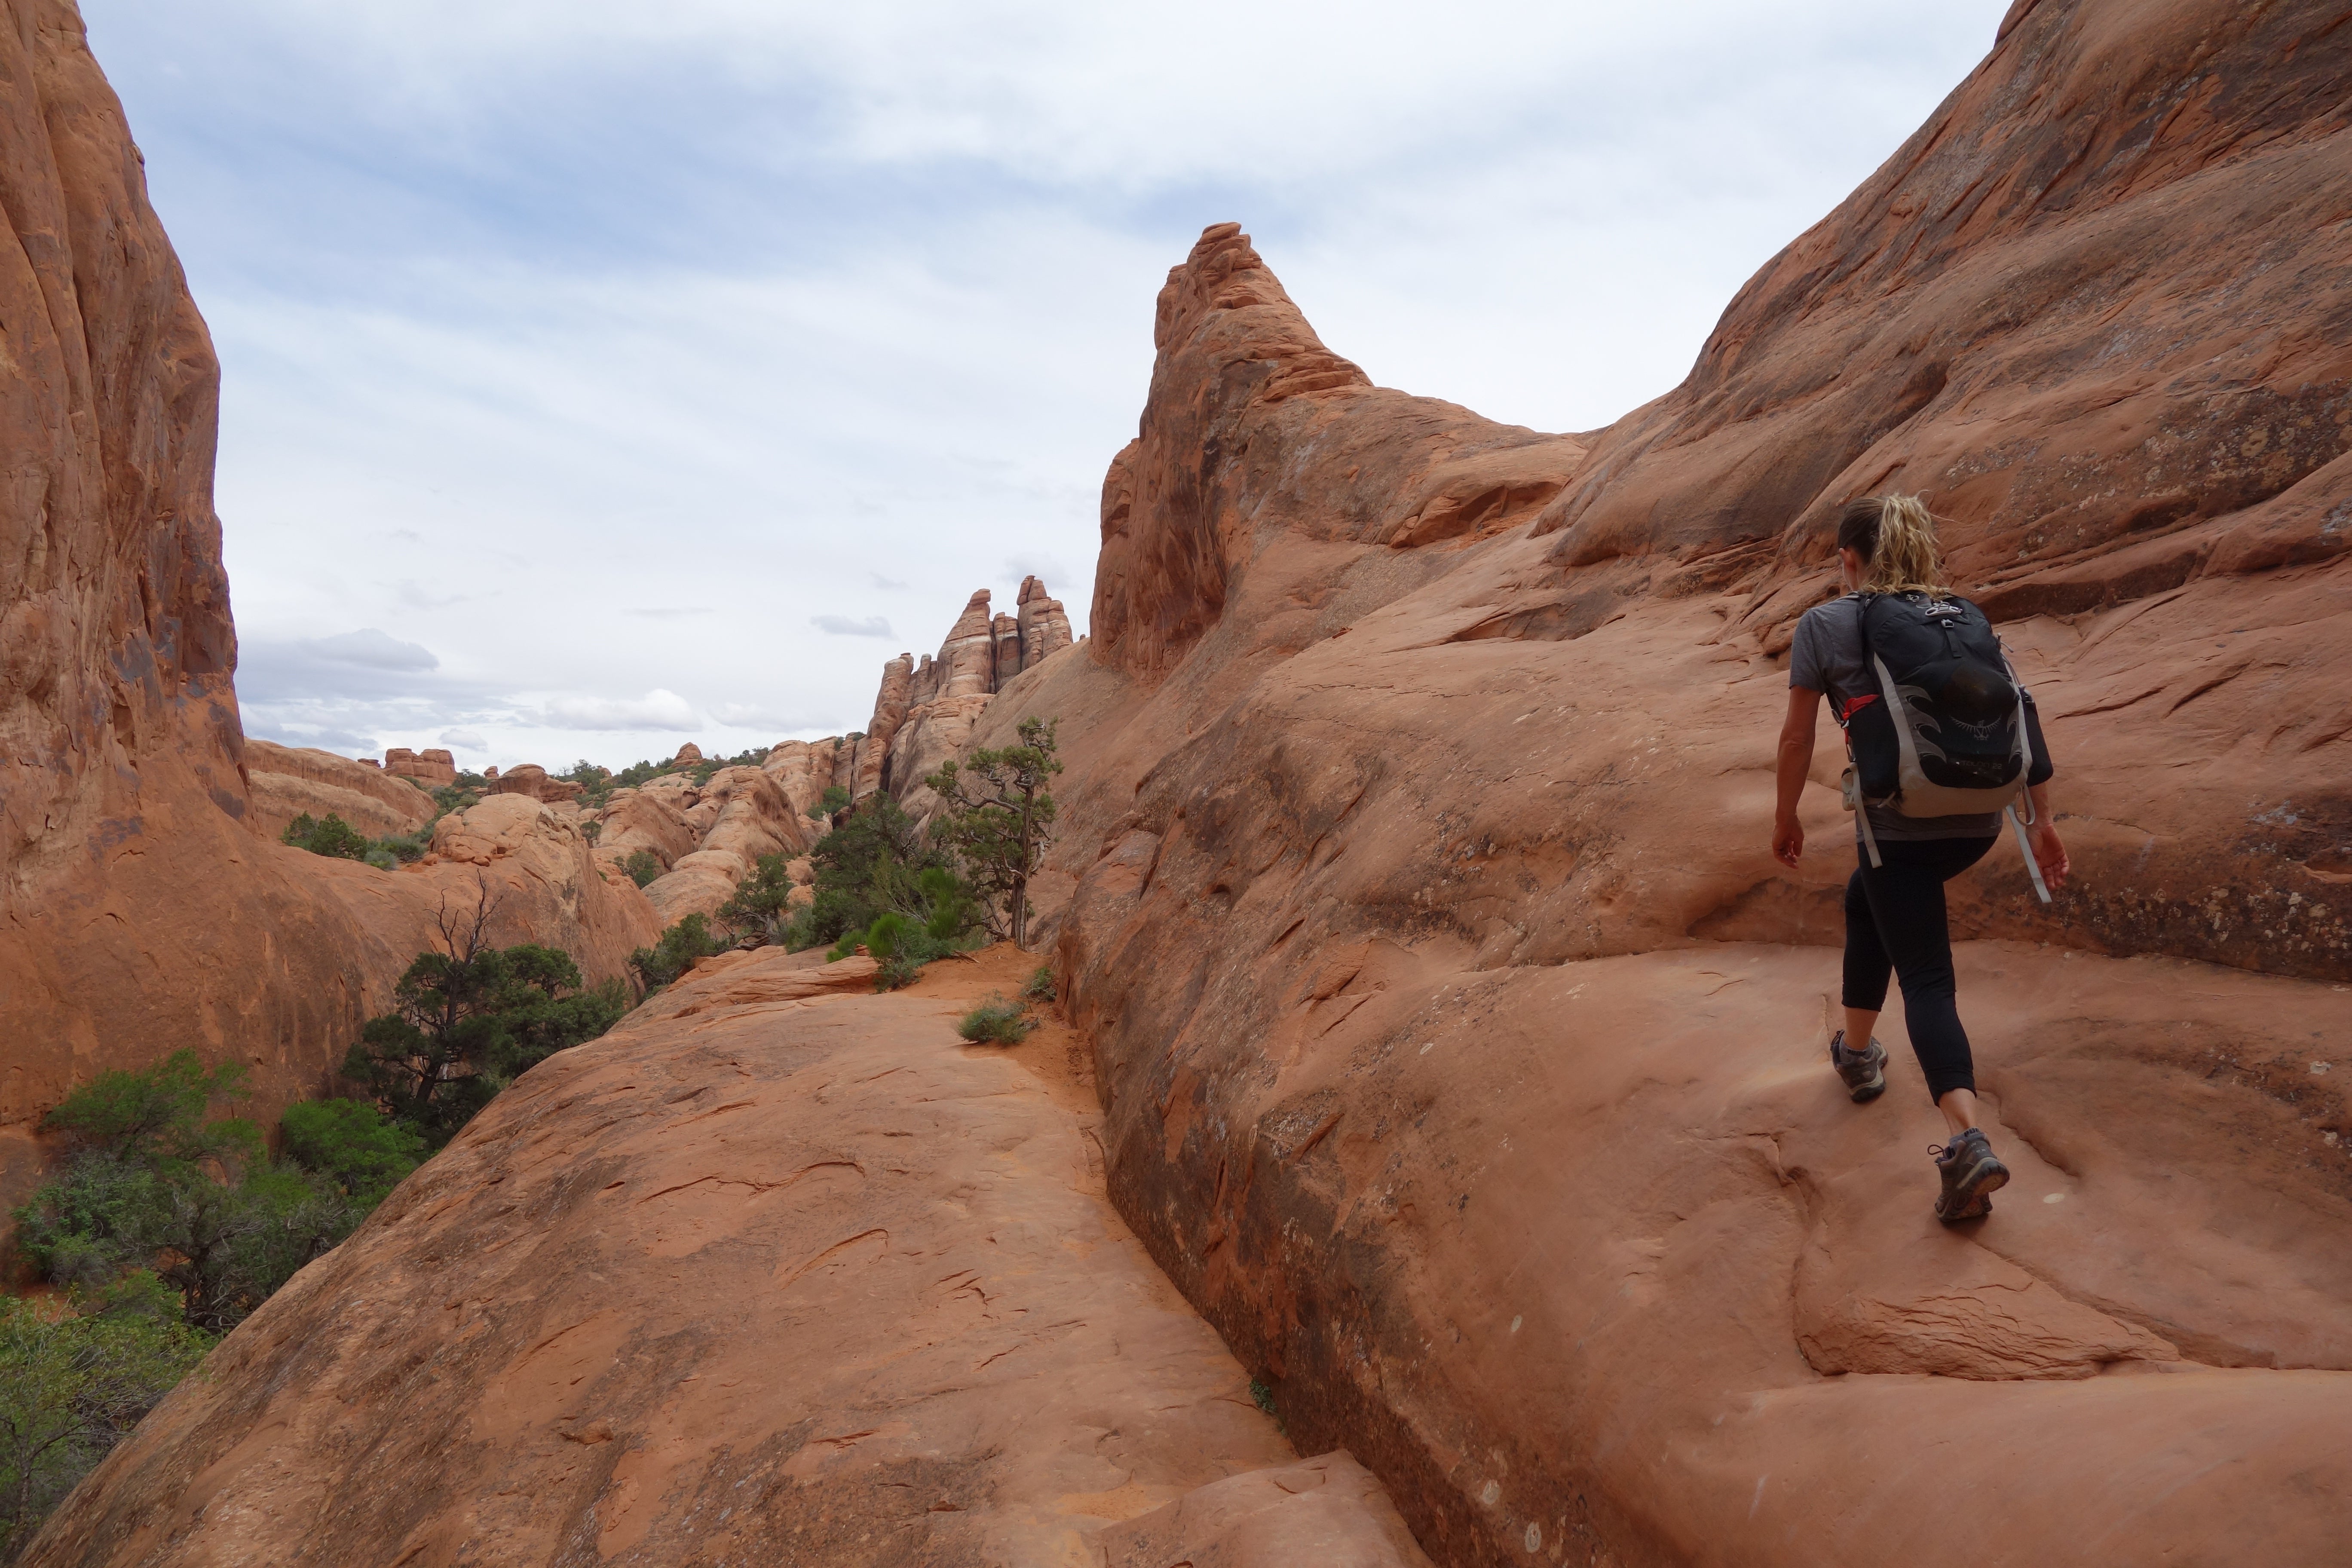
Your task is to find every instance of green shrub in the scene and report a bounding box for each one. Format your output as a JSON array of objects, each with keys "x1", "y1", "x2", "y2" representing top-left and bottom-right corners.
[
  {"x1": 627, "y1": 913, "x2": 728, "y2": 997},
  {"x1": 12, "y1": 1053, "x2": 368, "y2": 1332},
  {"x1": 623, "y1": 849, "x2": 662, "y2": 888},
  {"x1": 811, "y1": 784, "x2": 851, "y2": 821},
  {"x1": 344, "y1": 892, "x2": 628, "y2": 1148},
  {"x1": 279, "y1": 812, "x2": 371, "y2": 861},
  {"x1": 431, "y1": 782, "x2": 482, "y2": 815},
  {"x1": 925, "y1": 715, "x2": 1061, "y2": 946},
  {"x1": 715, "y1": 853, "x2": 796, "y2": 948},
  {"x1": 0, "y1": 1286, "x2": 213, "y2": 1557},
  {"x1": 784, "y1": 794, "x2": 957, "y2": 953},
  {"x1": 1023, "y1": 965, "x2": 1056, "y2": 1004},
  {"x1": 279, "y1": 1099, "x2": 425, "y2": 1204},
  {"x1": 955, "y1": 993, "x2": 1031, "y2": 1045}
]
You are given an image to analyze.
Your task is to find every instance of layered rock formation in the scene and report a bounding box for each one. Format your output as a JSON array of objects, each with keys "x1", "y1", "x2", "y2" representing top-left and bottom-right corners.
[
  {"x1": 27, "y1": 947, "x2": 1427, "y2": 1567},
  {"x1": 382, "y1": 746, "x2": 456, "y2": 787},
  {"x1": 242, "y1": 739, "x2": 437, "y2": 840},
  {"x1": 921, "y1": 5, "x2": 2352, "y2": 1562}
]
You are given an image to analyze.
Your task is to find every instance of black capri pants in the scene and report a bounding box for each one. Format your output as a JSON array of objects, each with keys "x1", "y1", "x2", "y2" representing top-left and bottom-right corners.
[{"x1": 1843, "y1": 835, "x2": 1997, "y2": 1103}]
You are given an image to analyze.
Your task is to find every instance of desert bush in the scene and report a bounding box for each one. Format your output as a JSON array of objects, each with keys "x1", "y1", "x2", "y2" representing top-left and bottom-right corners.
[
  {"x1": 627, "y1": 913, "x2": 728, "y2": 996},
  {"x1": 11, "y1": 1054, "x2": 384, "y2": 1333},
  {"x1": 715, "y1": 853, "x2": 796, "y2": 948},
  {"x1": 785, "y1": 793, "x2": 952, "y2": 951},
  {"x1": 280, "y1": 812, "x2": 371, "y2": 861},
  {"x1": 279, "y1": 1099, "x2": 426, "y2": 1204},
  {"x1": 623, "y1": 849, "x2": 662, "y2": 888},
  {"x1": 1023, "y1": 965, "x2": 1056, "y2": 1004},
  {"x1": 0, "y1": 1282, "x2": 212, "y2": 1559},
  {"x1": 343, "y1": 883, "x2": 627, "y2": 1146},
  {"x1": 955, "y1": 994, "x2": 1031, "y2": 1045}
]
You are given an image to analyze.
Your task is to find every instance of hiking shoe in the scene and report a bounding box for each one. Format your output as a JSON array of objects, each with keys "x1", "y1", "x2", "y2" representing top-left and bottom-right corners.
[
  {"x1": 1829, "y1": 1030, "x2": 1887, "y2": 1103},
  {"x1": 1931, "y1": 1128, "x2": 2010, "y2": 1223}
]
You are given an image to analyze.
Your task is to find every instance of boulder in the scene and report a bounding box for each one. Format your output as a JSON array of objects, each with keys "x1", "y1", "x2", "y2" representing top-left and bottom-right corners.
[
  {"x1": 641, "y1": 848, "x2": 746, "y2": 927},
  {"x1": 671, "y1": 741, "x2": 704, "y2": 766},
  {"x1": 591, "y1": 785, "x2": 698, "y2": 874},
  {"x1": 487, "y1": 763, "x2": 584, "y2": 804},
  {"x1": 695, "y1": 765, "x2": 808, "y2": 867},
  {"x1": 244, "y1": 739, "x2": 437, "y2": 841}
]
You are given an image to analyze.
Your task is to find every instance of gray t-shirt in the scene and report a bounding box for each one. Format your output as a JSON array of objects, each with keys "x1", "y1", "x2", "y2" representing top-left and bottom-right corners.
[{"x1": 1790, "y1": 594, "x2": 2001, "y2": 843}]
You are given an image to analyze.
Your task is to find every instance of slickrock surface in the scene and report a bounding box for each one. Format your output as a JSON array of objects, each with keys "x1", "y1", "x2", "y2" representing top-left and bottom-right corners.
[
  {"x1": 243, "y1": 739, "x2": 438, "y2": 840},
  {"x1": 27, "y1": 947, "x2": 1425, "y2": 1568},
  {"x1": 488, "y1": 763, "x2": 585, "y2": 805},
  {"x1": 936, "y1": 4, "x2": 2352, "y2": 1561}
]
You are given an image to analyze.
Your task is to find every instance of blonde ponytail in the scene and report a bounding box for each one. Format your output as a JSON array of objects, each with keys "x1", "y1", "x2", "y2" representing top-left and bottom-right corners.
[{"x1": 1835, "y1": 493, "x2": 1951, "y2": 597}]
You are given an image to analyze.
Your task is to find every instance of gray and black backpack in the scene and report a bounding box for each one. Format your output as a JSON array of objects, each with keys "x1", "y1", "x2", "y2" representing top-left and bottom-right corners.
[{"x1": 1834, "y1": 590, "x2": 2055, "y2": 894}]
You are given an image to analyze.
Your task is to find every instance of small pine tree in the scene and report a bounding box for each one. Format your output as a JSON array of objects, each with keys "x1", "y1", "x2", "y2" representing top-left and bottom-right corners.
[
  {"x1": 280, "y1": 812, "x2": 372, "y2": 861},
  {"x1": 623, "y1": 849, "x2": 662, "y2": 888},
  {"x1": 925, "y1": 717, "x2": 1062, "y2": 947},
  {"x1": 715, "y1": 853, "x2": 797, "y2": 948}
]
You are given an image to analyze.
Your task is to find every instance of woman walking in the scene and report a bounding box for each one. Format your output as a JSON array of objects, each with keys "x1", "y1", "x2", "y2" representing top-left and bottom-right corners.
[{"x1": 1770, "y1": 495, "x2": 2070, "y2": 1222}]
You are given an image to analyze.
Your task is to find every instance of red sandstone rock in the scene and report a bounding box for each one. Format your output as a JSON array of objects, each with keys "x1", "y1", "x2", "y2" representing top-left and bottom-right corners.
[
  {"x1": 591, "y1": 785, "x2": 698, "y2": 877},
  {"x1": 671, "y1": 741, "x2": 704, "y2": 766},
  {"x1": 488, "y1": 763, "x2": 584, "y2": 805},
  {"x1": 1016, "y1": 573, "x2": 1076, "y2": 667},
  {"x1": 243, "y1": 739, "x2": 437, "y2": 841},
  {"x1": 20, "y1": 950, "x2": 1418, "y2": 1565},
  {"x1": 937, "y1": 8, "x2": 2352, "y2": 1556},
  {"x1": 992, "y1": 611, "x2": 1022, "y2": 688},
  {"x1": 936, "y1": 588, "x2": 998, "y2": 699},
  {"x1": 852, "y1": 654, "x2": 916, "y2": 800},
  {"x1": 382, "y1": 746, "x2": 457, "y2": 787}
]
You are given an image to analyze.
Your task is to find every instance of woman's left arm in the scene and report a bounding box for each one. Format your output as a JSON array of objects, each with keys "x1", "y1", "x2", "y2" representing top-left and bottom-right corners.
[{"x1": 1773, "y1": 686, "x2": 1823, "y2": 867}]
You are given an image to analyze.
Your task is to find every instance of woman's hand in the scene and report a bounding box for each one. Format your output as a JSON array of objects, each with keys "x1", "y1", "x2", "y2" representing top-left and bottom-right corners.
[
  {"x1": 2030, "y1": 819, "x2": 2070, "y2": 891},
  {"x1": 1772, "y1": 814, "x2": 1804, "y2": 868},
  {"x1": 1774, "y1": 687, "x2": 1823, "y2": 869}
]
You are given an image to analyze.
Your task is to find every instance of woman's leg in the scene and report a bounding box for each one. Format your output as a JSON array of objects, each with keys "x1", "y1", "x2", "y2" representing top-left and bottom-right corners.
[
  {"x1": 1841, "y1": 861, "x2": 1892, "y2": 1050},
  {"x1": 1856, "y1": 839, "x2": 1995, "y2": 1128}
]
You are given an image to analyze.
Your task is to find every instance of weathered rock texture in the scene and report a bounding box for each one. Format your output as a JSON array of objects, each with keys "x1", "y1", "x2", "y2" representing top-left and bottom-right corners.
[
  {"x1": 0, "y1": 5, "x2": 665, "y2": 1214},
  {"x1": 382, "y1": 746, "x2": 456, "y2": 787},
  {"x1": 488, "y1": 763, "x2": 584, "y2": 805},
  {"x1": 26, "y1": 948, "x2": 1425, "y2": 1568},
  {"x1": 930, "y1": 6, "x2": 2352, "y2": 1563},
  {"x1": 242, "y1": 739, "x2": 436, "y2": 841}
]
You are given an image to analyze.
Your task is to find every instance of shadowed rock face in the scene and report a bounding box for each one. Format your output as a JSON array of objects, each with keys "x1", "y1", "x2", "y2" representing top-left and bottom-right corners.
[
  {"x1": 24, "y1": 948, "x2": 1429, "y2": 1568},
  {"x1": 931, "y1": 2, "x2": 2352, "y2": 1562}
]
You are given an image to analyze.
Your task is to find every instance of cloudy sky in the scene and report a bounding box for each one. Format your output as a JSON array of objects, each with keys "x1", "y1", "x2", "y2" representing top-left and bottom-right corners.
[{"x1": 85, "y1": 0, "x2": 2009, "y2": 772}]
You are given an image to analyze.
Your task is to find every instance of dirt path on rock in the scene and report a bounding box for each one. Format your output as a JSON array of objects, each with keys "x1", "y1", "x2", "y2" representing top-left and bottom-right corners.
[{"x1": 24, "y1": 947, "x2": 1431, "y2": 1568}]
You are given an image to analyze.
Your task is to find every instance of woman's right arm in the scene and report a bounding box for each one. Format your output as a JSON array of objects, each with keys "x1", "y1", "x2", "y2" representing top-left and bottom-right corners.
[{"x1": 1773, "y1": 686, "x2": 1823, "y2": 867}]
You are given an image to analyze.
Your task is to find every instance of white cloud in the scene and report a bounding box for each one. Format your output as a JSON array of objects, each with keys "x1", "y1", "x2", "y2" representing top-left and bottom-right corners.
[
  {"x1": 440, "y1": 729, "x2": 488, "y2": 750},
  {"x1": 543, "y1": 689, "x2": 701, "y2": 731},
  {"x1": 302, "y1": 628, "x2": 438, "y2": 671},
  {"x1": 83, "y1": 0, "x2": 2012, "y2": 769},
  {"x1": 813, "y1": 615, "x2": 894, "y2": 638}
]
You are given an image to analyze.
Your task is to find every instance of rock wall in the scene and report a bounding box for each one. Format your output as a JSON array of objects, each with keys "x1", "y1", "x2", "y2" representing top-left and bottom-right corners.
[{"x1": 949, "y1": 3, "x2": 2352, "y2": 1563}]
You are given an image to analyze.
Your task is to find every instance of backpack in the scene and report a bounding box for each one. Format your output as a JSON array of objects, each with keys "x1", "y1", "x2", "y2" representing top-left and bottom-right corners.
[{"x1": 1832, "y1": 590, "x2": 2055, "y2": 897}]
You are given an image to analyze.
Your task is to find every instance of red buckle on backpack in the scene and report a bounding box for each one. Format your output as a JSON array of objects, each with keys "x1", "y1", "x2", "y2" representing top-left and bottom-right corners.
[{"x1": 1840, "y1": 694, "x2": 1879, "y2": 721}]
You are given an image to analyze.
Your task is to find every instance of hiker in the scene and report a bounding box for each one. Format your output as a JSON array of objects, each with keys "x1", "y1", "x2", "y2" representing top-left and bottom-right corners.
[{"x1": 1770, "y1": 494, "x2": 2070, "y2": 1222}]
